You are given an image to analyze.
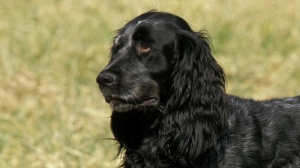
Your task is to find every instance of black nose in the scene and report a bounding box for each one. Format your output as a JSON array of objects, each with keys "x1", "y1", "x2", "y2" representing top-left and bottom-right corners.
[{"x1": 96, "y1": 72, "x2": 116, "y2": 87}]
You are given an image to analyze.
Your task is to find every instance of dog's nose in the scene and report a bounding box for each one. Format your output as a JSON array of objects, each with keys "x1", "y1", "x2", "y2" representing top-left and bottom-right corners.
[{"x1": 96, "y1": 72, "x2": 116, "y2": 87}]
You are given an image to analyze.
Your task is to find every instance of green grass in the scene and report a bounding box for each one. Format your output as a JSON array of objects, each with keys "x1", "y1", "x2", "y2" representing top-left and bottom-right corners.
[{"x1": 0, "y1": 0, "x2": 299, "y2": 167}]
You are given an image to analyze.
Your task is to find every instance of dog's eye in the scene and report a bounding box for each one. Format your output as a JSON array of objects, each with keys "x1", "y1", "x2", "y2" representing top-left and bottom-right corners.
[{"x1": 137, "y1": 42, "x2": 151, "y2": 53}]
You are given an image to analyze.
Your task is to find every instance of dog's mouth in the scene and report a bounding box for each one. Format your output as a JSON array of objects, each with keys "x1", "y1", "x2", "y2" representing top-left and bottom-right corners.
[{"x1": 105, "y1": 96, "x2": 159, "y2": 112}]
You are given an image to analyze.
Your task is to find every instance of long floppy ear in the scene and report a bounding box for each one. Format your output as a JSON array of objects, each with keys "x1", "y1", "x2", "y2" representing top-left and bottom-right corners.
[{"x1": 163, "y1": 29, "x2": 228, "y2": 165}]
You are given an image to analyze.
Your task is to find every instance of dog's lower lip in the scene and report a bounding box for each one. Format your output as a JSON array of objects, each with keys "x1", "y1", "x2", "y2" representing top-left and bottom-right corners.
[
  {"x1": 106, "y1": 97, "x2": 157, "y2": 104},
  {"x1": 141, "y1": 98, "x2": 157, "y2": 105},
  {"x1": 106, "y1": 97, "x2": 158, "y2": 112}
]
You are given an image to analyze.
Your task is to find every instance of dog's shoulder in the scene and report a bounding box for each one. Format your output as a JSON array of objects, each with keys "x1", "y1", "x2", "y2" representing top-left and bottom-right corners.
[{"x1": 224, "y1": 95, "x2": 300, "y2": 167}]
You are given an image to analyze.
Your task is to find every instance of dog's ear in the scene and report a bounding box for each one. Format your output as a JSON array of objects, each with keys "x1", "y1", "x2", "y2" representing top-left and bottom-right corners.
[{"x1": 163, "y1": 29, "x2": 228, "y2": 164}]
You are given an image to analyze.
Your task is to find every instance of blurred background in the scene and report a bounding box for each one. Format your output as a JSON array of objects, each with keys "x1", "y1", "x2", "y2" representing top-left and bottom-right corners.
[{"x1": 0, "y1": 0, "x2": 299, "y2": 167}]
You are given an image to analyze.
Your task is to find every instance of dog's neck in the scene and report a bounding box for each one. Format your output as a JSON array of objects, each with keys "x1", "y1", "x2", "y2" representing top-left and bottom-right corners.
[
  {"x1": 110, "y1": 109, "x2": 163, "y2": 149},
  {"x1": 110, "y1": 108, "x2": 229, "y2": 167}
]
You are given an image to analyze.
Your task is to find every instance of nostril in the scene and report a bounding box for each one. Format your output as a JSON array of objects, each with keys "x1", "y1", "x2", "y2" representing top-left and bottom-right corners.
[
  {"x1": 102, "y1": 75, "x2": 115, "y2": 85},
  {"x1": 96, "y1": 72, "x2": 116, "y2": 86}
]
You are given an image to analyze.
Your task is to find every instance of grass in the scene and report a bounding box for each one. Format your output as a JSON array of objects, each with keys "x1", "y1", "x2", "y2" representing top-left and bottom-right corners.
[{"x1": 0, "y1": 0, "x2": 299, "y2": 167}]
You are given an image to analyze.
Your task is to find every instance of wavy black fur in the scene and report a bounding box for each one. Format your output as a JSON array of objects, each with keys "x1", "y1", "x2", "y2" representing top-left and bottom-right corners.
[{"x1": 97, "y1": 11, "x2": 300, "y2": 168}]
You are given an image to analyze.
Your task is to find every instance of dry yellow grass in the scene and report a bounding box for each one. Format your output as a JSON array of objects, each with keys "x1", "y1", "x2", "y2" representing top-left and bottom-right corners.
[{"x1": 0, "y1": 0, "x2": 299, "y2": 167}]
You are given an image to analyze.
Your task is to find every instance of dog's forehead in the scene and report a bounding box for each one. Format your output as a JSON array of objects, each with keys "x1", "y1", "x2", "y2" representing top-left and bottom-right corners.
[
  {"x1": 114, "y1": 35, "x2": 121, "y2": 44},
  {"x1": 114, "y1": 34, "x2": 130, "y2": 47},
  {"x1": 114, "y1": 21, "x2": 146, "y2": 45},
  {"x1": 125, "y1": 21, "x2": 144, "y2": 34}
]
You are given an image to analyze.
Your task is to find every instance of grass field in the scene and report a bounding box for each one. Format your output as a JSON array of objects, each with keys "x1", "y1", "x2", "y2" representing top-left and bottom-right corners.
[{"x1": 0, "y1": 0, "x2": 299, "y2": 167}]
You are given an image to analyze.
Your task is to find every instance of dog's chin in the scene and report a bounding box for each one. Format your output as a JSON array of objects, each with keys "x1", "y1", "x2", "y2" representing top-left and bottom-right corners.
[{"x1": 108, "y1": 98, "x2": 159, "y2": 112}]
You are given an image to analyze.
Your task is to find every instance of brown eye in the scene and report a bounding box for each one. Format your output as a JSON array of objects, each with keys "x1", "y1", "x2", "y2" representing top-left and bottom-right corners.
[{"x1": 137, "y1": 42, "x2": 151, "y2": 53}]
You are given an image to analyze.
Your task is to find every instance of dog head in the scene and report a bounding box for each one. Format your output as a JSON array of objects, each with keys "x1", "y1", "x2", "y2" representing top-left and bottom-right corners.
[
  {"x1": 96, "y1": 11, "x2": 192, "y2": 112},
  {"x1": 96, "y1": 11, "x2": 226, "y2": 117}
]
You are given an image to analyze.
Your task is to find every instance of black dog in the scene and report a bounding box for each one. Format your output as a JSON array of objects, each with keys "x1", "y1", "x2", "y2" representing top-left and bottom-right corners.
[{"x1": 96, "y1": 11, "x2": 300, "y2": 168}]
